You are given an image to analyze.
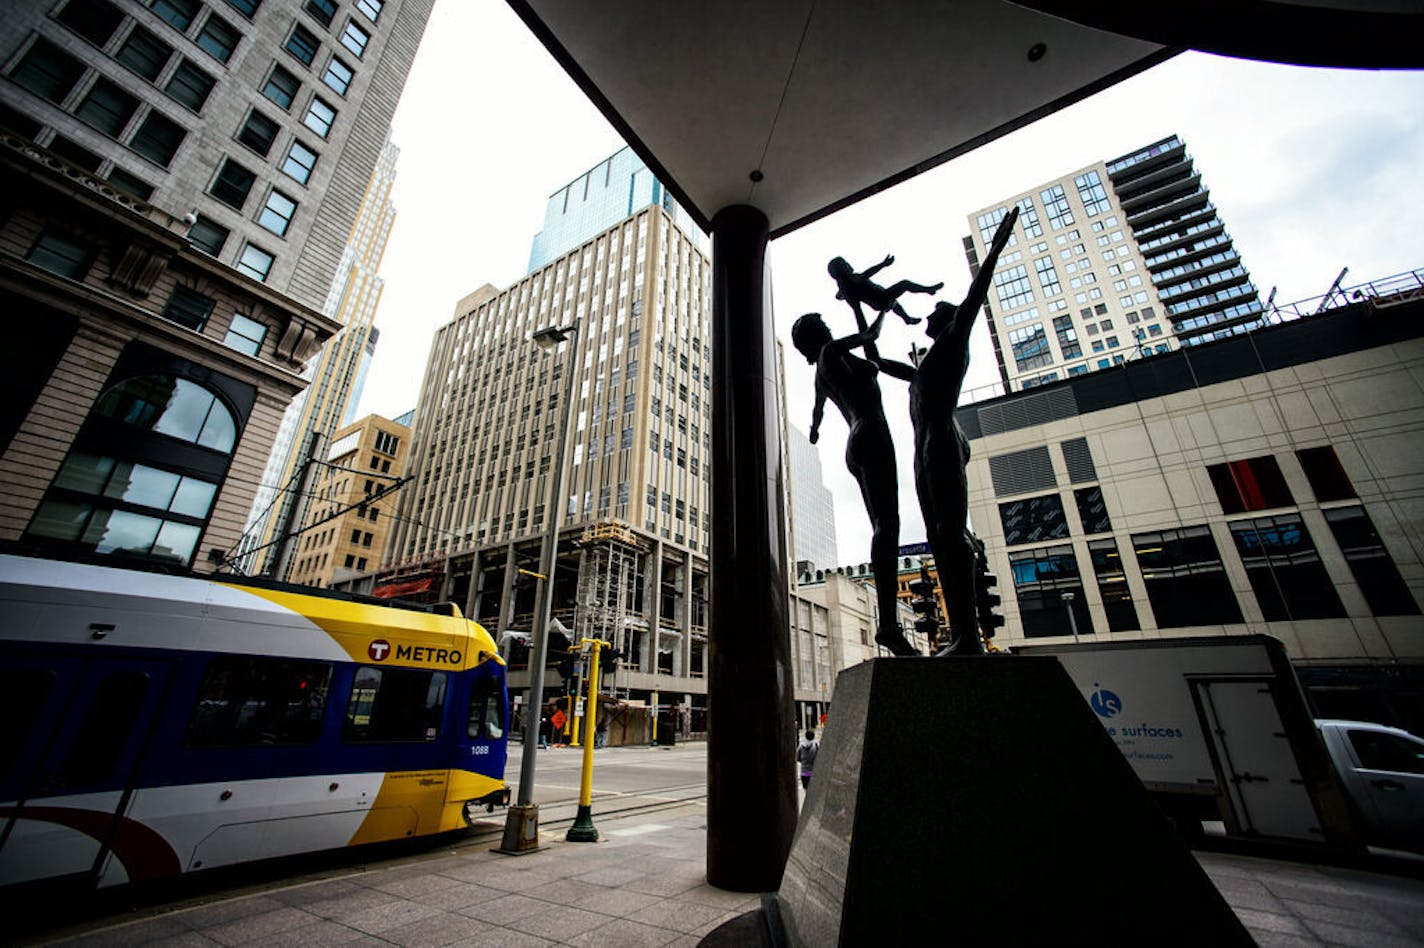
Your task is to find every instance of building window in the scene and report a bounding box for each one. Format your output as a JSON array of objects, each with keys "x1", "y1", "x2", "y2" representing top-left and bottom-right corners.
[
  {"x1": 1296, "y1": 446, "x2": 1357, "y2": 502},
  {"x1": 196, "y1": 12, "x2": 240, "y2": 62},
  {"x1": 1229, "y1": 515, "x2": 1345, "y2": 622},
  {"x1": 1088, "y1": 538, "x2": 1138, "y2": 632},
  {"x1": 223, "y1": 313, "x2": 267, "y2": 356},
  {"x1": 187, "y1": 215, "x2": 228, "y2": 256},
  {"x1": 236, "y1": 109, "x2": 280, "y2": 156},
  {"x1": 340, "y1": 21, "x2": 370, "y2": 57},
  {"x1": 160, "y1": 285, "x2": 214, "y2": 331},
  {"x1": 999, "y1": 493, "x2": 1068, "y2": 547},
  {"x1": 304, "y1": 0, "x2": 337, "y2": 27},
  {"x1": 237, "y1": 244, "x2": 274, "y2": 281},
  {"x1": 1073, "y1": 485, "x2": 1111, "y2": 534},
  {"x1": 1040, "y1": 184, "x2": 1074, "y2": 229},
  {"x1": 58, "y1": 0, "x2": 126, "y2": 45},
  {"x1": 27, "y1": 230, "x2": 94, "y2": 279},
  {"x1": 281, "y1": 139, "x2": 318, "y2": 183},
  {"x1": 257, "y1": 189, "x2": 297, "y2": 236},
  {"x1": 303, "y1": 96, "x2": 336, "y2": 137},
  {"x1": 10, "y1": 39, "x2": 86, "y2": 105},
  {"x1": 1207, "y1": 456, "x2": 1294, "y2": 514},
  {"x1": 43, "y1": 137, "x2": 102, "y2": 172},
  {"x1": 149, "y1": 0, "x2": 200, "y2": 31},
  {"x1": 993, "y1": 265, "x2": 1034, "y2": 310},
  {"x1": 1323, "y1": 506, "x2": 1419, "y2": 616},
  {"x1": 210, "y1": 157, "x2": 256, "y2": 209},
  {"x1": 107, "y1": 166, "x2": 154, "y2": 200},
  {"x1": 285, "y1": 24, "x2": 320, "y2": 65},
  {"x1": 356, "y1": 0, "x2": 382, "y2": 21},
  {"x1": 322, "y1": 56, "x2": 353, "y2": 95},
  {"x1": 1034, "y1": 256, "x2": 1061, "y2": 297},
  {"x1": 225, "y1": 0, "x2": 260, "y2": 18},
  {"x1": 1074, "y1": 170, "x2": 1111, "y2": 216},
  {"x1": 115, "y1": 27, "x2": 173, "y2": 81},
  {"x1": 1007, "y1": 323, "x2": 1052, "y2": 372},
  {"x1": 262, "y1": 64, "x2": 301, "y2": 110},
  {"x1": 1009, "y1": 544, "x2": 1091, "y2": 638},
  {"x1": 373, "y1": 430, "x2": 400, "y2": 455},
  {"x1": 128, "y1": 110, "x2": 185, "y2": 166},
  {"x1": 1133, "y1": 526, "x2": 1243, "y2": 628},
  {"x1": 164, "y1": 58, "x2": 216, "y2": 111}
]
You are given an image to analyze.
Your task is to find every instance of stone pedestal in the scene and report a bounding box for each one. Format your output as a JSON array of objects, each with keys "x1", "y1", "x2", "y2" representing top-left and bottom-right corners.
[{"x1": 773, "y1": 657, "x2": 1252, "y2": 946}]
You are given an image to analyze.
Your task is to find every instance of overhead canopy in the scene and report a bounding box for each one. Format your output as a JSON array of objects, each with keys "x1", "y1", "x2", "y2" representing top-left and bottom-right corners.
[{"x1": 509, "y1": 0, "x2": 1172, "y2": 238}]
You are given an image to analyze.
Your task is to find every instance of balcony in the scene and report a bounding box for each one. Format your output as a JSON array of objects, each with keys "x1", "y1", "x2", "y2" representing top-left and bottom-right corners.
[
  {"x1": 1115, "y1": 166, "x2": 1198, "y2": 212},
  {"x1": 1144, "y1": 233, "x2": 1234, "y2": 270},
  {"x1": 1151, "y1": 249, "x2": 1241, "y2": 289},
  {"x1": 1127, "y1": 186, "x2": 1210, "y2": 231},
  {"x1": 1166, "y1": 282, "x2": 1259, "y2": 319},
  {"x1": 1157, "y1": 265, "x2": 1251, "y2": 303},
  {"x1": 1106, "y1": 137, "x2": 1186, "y2": 183},
  {"x1": 1135, "y1": 205, "x2": 1221, "y2": 250}
]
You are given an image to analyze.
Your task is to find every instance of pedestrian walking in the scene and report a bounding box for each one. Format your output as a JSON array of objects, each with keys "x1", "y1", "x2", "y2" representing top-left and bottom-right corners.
[
  {"x1": 796, "y1": 729, "x2": 819, "y2": 790},
  {"x1": 538, "y1": 713, "x2": 550, "y2": 749},
  {"x1": 594, "y1": 717, "x2": 608, "y2": 748}
]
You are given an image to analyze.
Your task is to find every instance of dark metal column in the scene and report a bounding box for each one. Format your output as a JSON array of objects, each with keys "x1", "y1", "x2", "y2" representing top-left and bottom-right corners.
[{"x1": 707, "y1": 205, "x2": 795, "y2": 892}]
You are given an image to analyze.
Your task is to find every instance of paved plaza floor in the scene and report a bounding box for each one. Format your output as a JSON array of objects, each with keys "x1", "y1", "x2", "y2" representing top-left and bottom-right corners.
[{"x1": 29, "y1": 801, "x2": 1424, "y2": 947}]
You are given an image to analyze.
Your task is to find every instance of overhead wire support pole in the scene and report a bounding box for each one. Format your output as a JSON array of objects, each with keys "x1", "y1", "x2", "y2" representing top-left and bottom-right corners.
[{"x1": 500, "y1": 317, "x2": 582, "y2": 854}]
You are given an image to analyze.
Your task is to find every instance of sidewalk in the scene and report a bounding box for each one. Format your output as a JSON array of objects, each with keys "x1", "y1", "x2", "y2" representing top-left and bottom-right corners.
[{"x1": 37, "y1": 805, "x2": 1424, "y2": 946}]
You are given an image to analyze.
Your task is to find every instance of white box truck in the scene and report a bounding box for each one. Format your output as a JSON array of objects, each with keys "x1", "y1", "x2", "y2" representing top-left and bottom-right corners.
[{"x1": 1017, "y1": 635, "x2": 1367, "y2": 851}]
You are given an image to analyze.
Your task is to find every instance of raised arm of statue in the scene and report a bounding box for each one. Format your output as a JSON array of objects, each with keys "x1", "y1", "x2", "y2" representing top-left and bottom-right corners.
[{"x1": 954, "y1": 207, "x2": 1020, "y2": 344}]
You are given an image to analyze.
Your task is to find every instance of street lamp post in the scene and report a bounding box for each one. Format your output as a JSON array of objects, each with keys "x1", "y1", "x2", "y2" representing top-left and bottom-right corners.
[
  {"x1": 1062, "y1": 590, "x2": 1080, "y2": 643},
  {"x1": 499, "y1": 319, "x2": 581, "y2": 855}
]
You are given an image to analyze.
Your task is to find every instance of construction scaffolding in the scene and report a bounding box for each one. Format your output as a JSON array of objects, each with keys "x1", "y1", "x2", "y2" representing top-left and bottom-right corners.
[{"x1": 574, "y1": 521, "x2": 643, "y2": 697}]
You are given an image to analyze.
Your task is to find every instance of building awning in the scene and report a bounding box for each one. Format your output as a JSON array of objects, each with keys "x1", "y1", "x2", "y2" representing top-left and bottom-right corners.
[
  {"x1": 372, "y1": 577, "x2": 435, "y2": 599},
  {"x1": 509, "y1": 0, "x2": 1170, "y2": 237}
]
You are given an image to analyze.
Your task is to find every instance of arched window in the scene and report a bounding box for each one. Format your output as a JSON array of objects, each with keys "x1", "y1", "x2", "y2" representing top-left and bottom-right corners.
[{"x1": 95, "y1": 375, "x2": 237, "y2": 453}]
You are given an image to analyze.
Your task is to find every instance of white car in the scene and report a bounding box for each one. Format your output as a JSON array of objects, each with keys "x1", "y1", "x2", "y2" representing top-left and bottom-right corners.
[{"x1": 1316, "y1": 720, "x2": 1424, "y2": 854}]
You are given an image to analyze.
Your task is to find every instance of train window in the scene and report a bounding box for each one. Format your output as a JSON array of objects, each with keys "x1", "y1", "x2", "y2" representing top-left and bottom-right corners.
[
  {"x1": 0, "y1": 670, "x2": 57, "y2": 778},
  {"x1": 56, "y1": 671, "x2": 148, "y2": 788},
  {"x1": 186, "y1": 657, "x2": 331, "y2": 746},
  {"x1": 467, "y1": 674, "x2": 504, "y2": 741},
  {"x1": 344, "y1": 667, "x2": 446, "y2": 742}
]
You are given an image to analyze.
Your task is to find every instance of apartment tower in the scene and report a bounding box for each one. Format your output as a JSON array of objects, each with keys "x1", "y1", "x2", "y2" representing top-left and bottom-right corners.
[{"x1": 966, "y1": 135, "x2": 1263, "y2": 393}]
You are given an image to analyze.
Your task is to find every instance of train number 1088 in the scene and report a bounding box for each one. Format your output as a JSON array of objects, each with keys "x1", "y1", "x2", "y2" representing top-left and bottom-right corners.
[{"x1": 472, "y1": 745, "x2": 490, "y2": 755}]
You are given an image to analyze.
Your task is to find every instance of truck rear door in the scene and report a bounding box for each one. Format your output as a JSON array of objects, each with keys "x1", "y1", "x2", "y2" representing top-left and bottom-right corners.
[{"x1": 1194, "y1": 679, "x2": 1322, "y2": 841}]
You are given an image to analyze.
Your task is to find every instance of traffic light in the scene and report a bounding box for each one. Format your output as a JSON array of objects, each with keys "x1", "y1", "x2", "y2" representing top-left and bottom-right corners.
[
  {"x1": 908, "y1": 564, "x2": 940, "y2": 645},
  {"x1": 972, "y1": 539, "x2": 1005, "y2": 641}
]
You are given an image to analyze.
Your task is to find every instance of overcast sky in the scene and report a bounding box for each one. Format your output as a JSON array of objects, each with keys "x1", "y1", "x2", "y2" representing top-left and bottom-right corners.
[{"x1": 356, "y1": 0, "x2": 1424, "y2": 564}]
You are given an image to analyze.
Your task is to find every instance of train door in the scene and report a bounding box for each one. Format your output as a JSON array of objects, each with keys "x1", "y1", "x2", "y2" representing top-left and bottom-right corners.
[
  {"x1": 0, "y1": 656, "x2": 175, "y2": 888},
  {"x1": 1192, "y1": 677, "x2": 1322, "y2": 842}
]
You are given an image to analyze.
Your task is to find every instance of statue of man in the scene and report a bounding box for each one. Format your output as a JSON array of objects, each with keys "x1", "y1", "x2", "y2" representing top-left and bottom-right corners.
[
  {"x1": 873, "y1": 207, "x2": 1019, "y2": 654},
  {"x1": 792, "y1": 307, "x2": 917, "y2": 657}
]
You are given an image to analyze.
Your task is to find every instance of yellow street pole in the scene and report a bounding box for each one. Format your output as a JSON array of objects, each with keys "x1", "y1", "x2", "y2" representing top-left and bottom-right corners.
[
  {"x1": 651, "y1": 687, "x2": 659, "y2": 746},
  {"x1": 567, "y1": 638, "x2": 604, "y2": 842},
  {"x1": 570, "y1": 659, "x2": 583, "y2": 747}
]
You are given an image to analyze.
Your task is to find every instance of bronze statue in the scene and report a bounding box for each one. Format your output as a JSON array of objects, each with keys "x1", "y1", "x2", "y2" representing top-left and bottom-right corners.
[
  {"x1": 828, "y1": 255, "x2": 943, "y2": 332},
  {"x1": 872, "y1": 207, "x2": 1019, "y2": 654},
  {"x1": 792, "y1": 308, "x2": 918, "y2": 657}
]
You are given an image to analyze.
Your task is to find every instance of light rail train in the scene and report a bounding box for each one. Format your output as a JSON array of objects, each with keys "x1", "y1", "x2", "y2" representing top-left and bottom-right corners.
[{"x1": 0, "y1": 554, "x2": 509, "y2": 890}]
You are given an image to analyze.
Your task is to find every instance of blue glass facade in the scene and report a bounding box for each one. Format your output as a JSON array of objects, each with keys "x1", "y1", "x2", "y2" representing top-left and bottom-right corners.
[{"x1": 527, "y1": 147, "x2": 702, "y2": 271}]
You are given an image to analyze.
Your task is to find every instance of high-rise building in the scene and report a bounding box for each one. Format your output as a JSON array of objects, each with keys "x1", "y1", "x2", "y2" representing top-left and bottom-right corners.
[
  {"x1": 391, "y1": 190, "x2": 713, "y2": 717},
  {"x1": 235, "y1": 137, "x2": 398, "y2": 576},
  {"x1": 286, "y1": 411, "x2": 408, "y2": 587},
  {"x1": 965, "y1": 135, "x2": 1263, "y2": 393},
  {"x1": 0, "y1": 0, "x2": 428, "y2": 572},
  {"x1": 2, "y1": 0, "x2": 432, "y2": 310},
  {"x1": 786, "y1": 423, "x2": 838, "y2": 572}
]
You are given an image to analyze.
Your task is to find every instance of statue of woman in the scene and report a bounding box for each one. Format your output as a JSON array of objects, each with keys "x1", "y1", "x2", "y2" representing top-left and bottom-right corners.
[
  {"x1": 872, "y1": 207, "x2": 1019, "y2": 654},
  {"x1": 792, "y1": 308, "x2": 917, "y2": 657}
]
